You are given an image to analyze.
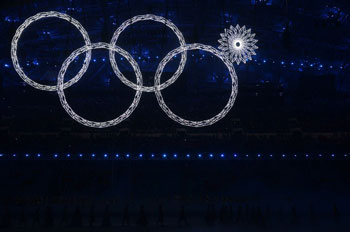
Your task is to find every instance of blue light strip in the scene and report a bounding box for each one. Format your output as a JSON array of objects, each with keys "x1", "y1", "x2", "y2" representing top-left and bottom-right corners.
[{"x1": 0, "y1": 153, "x2": 348, "y2": 160}]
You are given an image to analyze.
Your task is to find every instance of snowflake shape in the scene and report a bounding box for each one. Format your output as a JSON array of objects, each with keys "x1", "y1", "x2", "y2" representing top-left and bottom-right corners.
[{"x1": 218, "y1": 24, "x2": 258, "y2": 65}]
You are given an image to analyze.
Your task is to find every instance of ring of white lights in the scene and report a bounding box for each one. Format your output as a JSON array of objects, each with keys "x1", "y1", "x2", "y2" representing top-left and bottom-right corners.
[
  {"x1": 11, "y1": 11, "x2": 92, "y2": 91},
  {"x1": 154, "y1": 43, "x2": 238, "y2": 127},
  {"x1": 109, "y1": 14, "x2": 187, "y2": 92},
  {"x1": 57, "y1": 42, "x2": 143, "y2": 128}
]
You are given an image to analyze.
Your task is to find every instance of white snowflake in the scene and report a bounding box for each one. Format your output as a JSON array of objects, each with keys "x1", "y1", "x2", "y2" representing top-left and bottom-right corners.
[{"x1": 218, "y1": 24, "x2": 258, "y2": 65}]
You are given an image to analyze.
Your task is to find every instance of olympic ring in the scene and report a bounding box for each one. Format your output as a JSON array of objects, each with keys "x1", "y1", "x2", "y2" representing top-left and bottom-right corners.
[
  {"x1": 109, "y1": 14, "x2": 187, "y2": 92},
  {"x1": 57, "y1": 42, "x2": 142, "y2": 128},
  {"x1": 11, "y1": 11, "x2": 258, "y2": 128},
  {"x1": 11, "y1": 11, "x2": 92, "y2": 91},
  {"x1": 154, "y1": 44, "x2": 238, "y2": 127}
]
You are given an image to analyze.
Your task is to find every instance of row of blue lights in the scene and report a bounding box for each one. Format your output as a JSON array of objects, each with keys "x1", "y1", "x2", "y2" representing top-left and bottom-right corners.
[
  {"x1": 0, "y1": 153, "x2": 348, "y2": 160},
  {"x1": 254, "y1": 58, "x2": 347, "y2": 72},
  {"x1": 3, "y1": 56, "x2": 347, "y2": 73}
]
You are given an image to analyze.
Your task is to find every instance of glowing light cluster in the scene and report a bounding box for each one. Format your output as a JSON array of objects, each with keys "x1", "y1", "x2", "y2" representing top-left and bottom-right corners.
[
  {"x1": 11, "y1": 12, "x2": 257, "y2": 128},
  {"x1": 218, "y1": 24, "x2": 258, "y2": 65}
]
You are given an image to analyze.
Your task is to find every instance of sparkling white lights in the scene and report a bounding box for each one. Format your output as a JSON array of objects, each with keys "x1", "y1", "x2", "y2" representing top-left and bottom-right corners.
[
  {"x1": 11, "y1": 12, "x2": 256, "y2": 128},
  {"x1": 218, "y1": 24, "x2": 258, "y2": 65}
]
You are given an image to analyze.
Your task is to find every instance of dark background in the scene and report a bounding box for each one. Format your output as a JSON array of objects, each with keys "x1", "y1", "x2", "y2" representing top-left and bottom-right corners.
[{"x1": 0, "y1": 0, "x2": 349, "y2": 231}]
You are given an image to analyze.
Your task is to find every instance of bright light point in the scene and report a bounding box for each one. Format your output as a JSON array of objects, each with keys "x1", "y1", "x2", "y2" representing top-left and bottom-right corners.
[
  {"x1": 218, "y1": 24, "x2": 258, "y2": 65},
  {"x1": 294, "y1": 154, "x2": 297, "y2": 157},
  {"x1": 115, "y1": 154, "x2": 119, "y2": 157},
  {"x1": 54, "y1": 154, "x2": 58, "y2": 158},
  {"x1": 12, "y1": 154, "x2": 16, "y2": 157},
  {"x1": 151, "y1": 154, "x2": 155, "y2": 158},
  {"x1": 4, "y1": 63, "x2": 10, "y2": 68},
  {"x1": 198, "y1": 154, "x2": 202, "y2": 158},
  {"x1": 139, "y1": 154, "x2": 143, "y2": 158},
  {"x1": 0, "y1": 154, "x2": 3, "y2": 157},
  {"x1": 126, "y1": 154, "x2": 130, "y2": 158},
  {"x1": 79, "y1": 154, "x2": 83, "y2": 157},
  {"x1": 246, "y1": 154, "x2": 249, "y2": 157},
  {"x1": 92, "y1": 154, "x2": 95, "y2": 157},
  {"x1": 234, "y1": 154, "x2": 237, "y2": 157},
  {"x1": 331, "y1": 154, "x2": 335, "y2": 157},
  {"x1": 173, "y1": 154, "x2": 177, "y2": 158},
  {"x1": 257, "y1": 154, "x2": 261, "y2": 157},
  {"x1": 37, "y1": 154, "x2": 41, "y2": 157},
  {"x1": 282, "y1": 154, "x2": 286, "y2": 157},
  {"x1": 104, "y1": 154, "x2": 108, "y2": 158},
  {"x1": 186, "y1": 154, "x2": 190, "y2": 158},
  {"x1": 319, "y1": 154, "x2": 322, "y2": 157},
  {"x1": 233, "y1": 39, "x2": 243, "y2": 50},
  {"x1": 281, "y1": 61, "x2": 285, "y2": 65},
  {"x1": 221, "y1": 154, "x2": 225, "y2": 158},
  {"x1": 25, "y1": 154, "x2": 29, "y2": 157},
  {"x1": 67, "y1": 154, "x2": 70, "y2": 157},
  {"x1": 209, "y1": 154, "x2": 213, "y2": 158},
  {"x1": 270, "y1": 154, "x2": 273, "y2": 157},
  {"x1": 163, "y1": 154, "x2": 167, "y2": 158}
]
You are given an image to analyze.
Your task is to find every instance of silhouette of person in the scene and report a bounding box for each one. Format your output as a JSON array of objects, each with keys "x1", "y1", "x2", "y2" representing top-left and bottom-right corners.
[
  {"x1": 205, "y1": 205, "x2": 211, "y2": 226},
  {"x1": 19, "y1": 206, "x2": 26, "y2": 228},
  {"x1": 60, "y1": 205, "x2": 68, "y2": 227},
  {"x1": 256, "y1": 206, "x2": 265, "y2": 227},
  {"x1": 309, "y1": 204, "x2": 315, "y2": 224},
  {"x1": 32, "y1": 205, "x2": 40, "y2": 227},
  {"x1": 88, "y1": 204, "x2": 95, "y2": 227},
  {"x1": 291, "y1": 206, "x2": 297, "y2": 225},
  {"x1": 121, "y1": 204, "x2": 130, "y2": 227},
  {"x1": 209, "y1": 205, "x2": 217, "y2": 225},
  {"x1": 2, "y1": 206, "x2": 12, "y2": 228},
  {"x1": 137, "y1": 205, "x2": 148, "y2": 226},
  {"x1": 219, "y1": 204, "x2": 229, "y2": 224},
  {"x1": 333, "y1": 203, "x2": 340, "y2": 223},
  {"x1": 70, "y1": 206, "x2": 82, "y2": 227},
  {"x1": 236, "y1": 205, "x2": 243, "y2": 224},
  {"x1": 102, "y1": 205, "x2": 111, "y2": 227},
  {"x1": 43, "y1": 205, "x2": 54, "y2": 228},
  {"x1": 156, "y1": 204, "x2": 164, "y2": 227},
  {"x1": 264, "y1": 205, "x2": 271, "y2": 226},
  {"x1": 178, "y1": 205, "x2": 189, "y2": 226}
]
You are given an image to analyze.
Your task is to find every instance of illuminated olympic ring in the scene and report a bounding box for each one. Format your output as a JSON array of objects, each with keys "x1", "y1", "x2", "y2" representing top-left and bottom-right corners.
[
  {"x1": 155, "y1": 44, "x2": 237, "y2": 127},
  {"x1": 109, "y1": 14, "x2": 187, "y2": 92},
  {"x1": 11, "y1": 11, "x2": 241, "y2": 128},
  {"x1": 11, "y1": 11, "x2": 92, "y2": 91},
  {"x1": 57, "y1": 42, "x2": 143, "y2": 128}
]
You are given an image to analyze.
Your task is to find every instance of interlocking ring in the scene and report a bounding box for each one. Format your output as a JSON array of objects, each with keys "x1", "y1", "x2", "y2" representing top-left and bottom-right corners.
[
  {"x1": 154, "y1": 44, "x2": 238, "y2": 127},
  {"x1": 57, "y1": 42, "x2": 142, "y2": 128},
  {"x1": 11, "y1": 11, "x2": 92, "y2": 91},
  {"x1": 11, "y1": 11, "x2": 258, "y2": 128},
  {"x1": 109, "y1": 14, "x2": 187, "y2": 92}
]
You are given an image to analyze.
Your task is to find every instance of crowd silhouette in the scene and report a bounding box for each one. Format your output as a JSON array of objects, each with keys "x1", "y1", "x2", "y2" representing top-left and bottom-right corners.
[{"x1": 0, "y1": 196, "x2": 346, "y2": 231}]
